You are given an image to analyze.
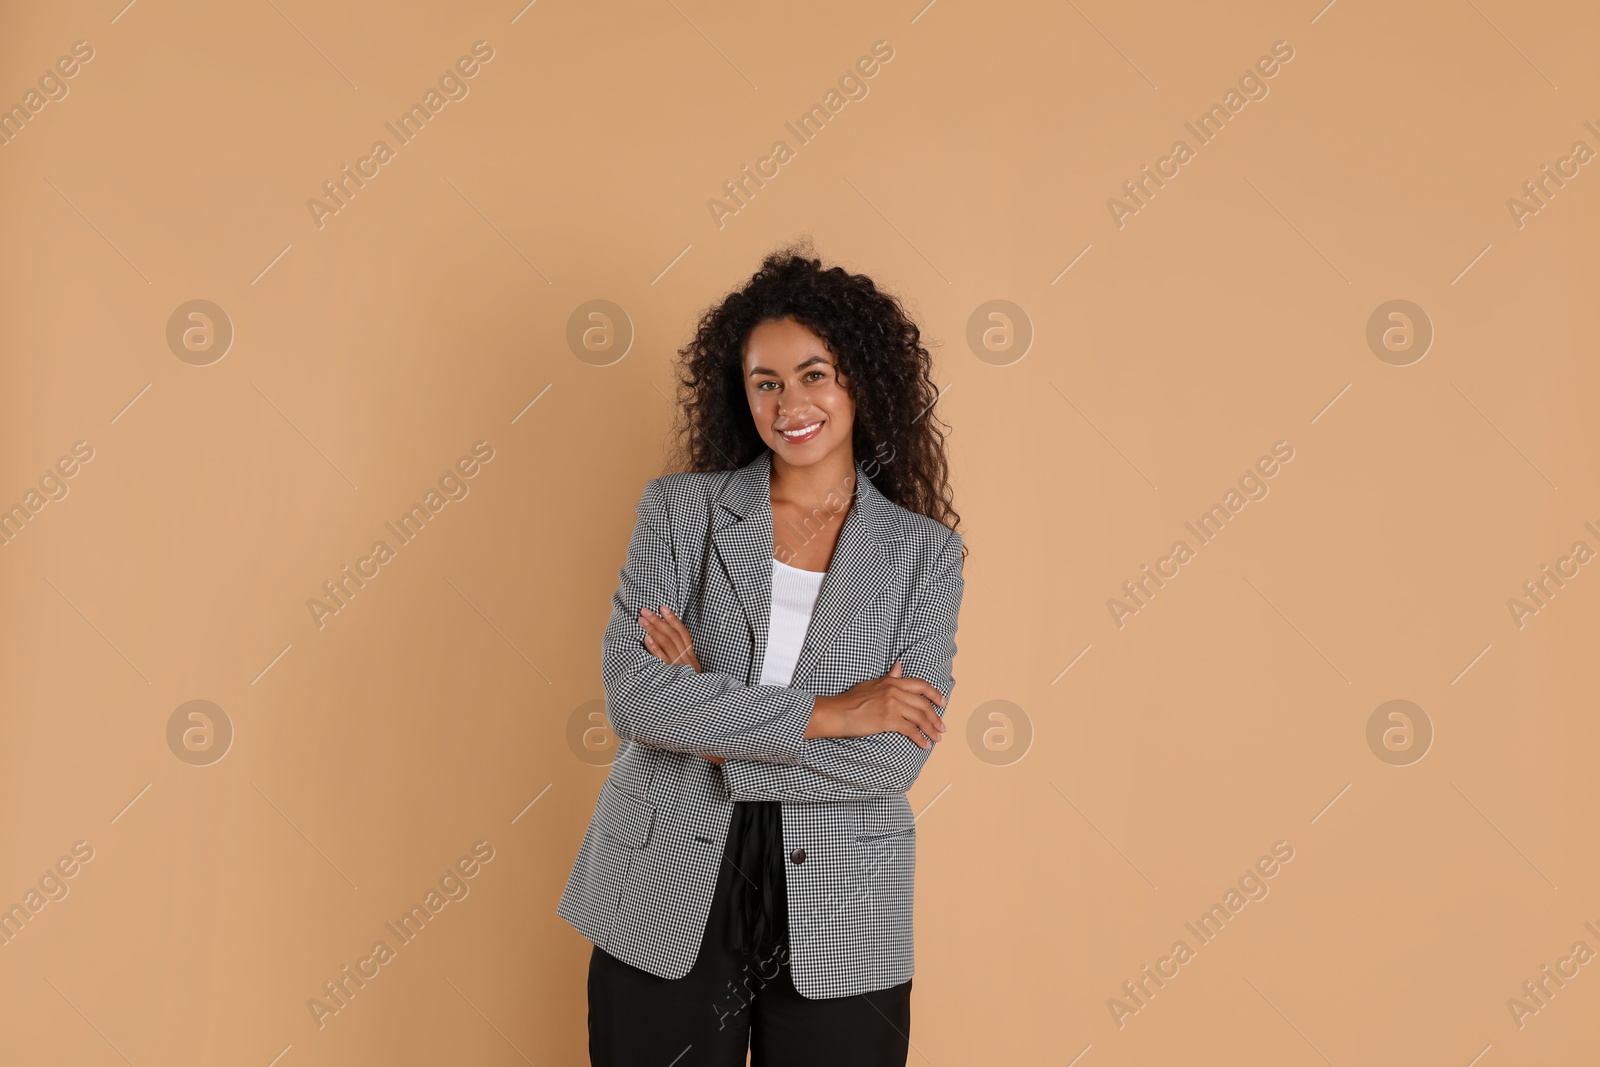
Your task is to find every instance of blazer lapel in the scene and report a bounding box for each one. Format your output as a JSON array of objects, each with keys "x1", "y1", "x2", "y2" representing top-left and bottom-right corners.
[
  {"x1": 710, "y1": 452, "x2": 777, "y2": 684},
  {"x1": 710, "y1": 449, "x2": 891, "y2": 689}
]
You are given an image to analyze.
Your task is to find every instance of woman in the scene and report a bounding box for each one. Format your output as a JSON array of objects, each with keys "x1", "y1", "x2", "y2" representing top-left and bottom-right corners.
[{"x1": 558, "y1": 244, "x2": 966, "y2": 1066}]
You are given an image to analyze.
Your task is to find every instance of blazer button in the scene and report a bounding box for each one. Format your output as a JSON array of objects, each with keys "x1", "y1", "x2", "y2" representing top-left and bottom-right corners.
[{"x1": 790, "y1": 848, "x2": 806, "y2": 865}]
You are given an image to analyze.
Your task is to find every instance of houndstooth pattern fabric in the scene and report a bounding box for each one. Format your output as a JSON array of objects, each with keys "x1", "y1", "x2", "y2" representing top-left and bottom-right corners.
[{"x1": 557, "y1": 447, "x2": 966, "y2": 999}]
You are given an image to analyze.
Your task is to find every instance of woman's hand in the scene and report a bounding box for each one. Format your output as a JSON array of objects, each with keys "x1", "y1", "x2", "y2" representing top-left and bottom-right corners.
[
  {"x1": 638, "y1": 603, "x2": 703, "y2": 673},
  {"x1": 638, "y1": 604, "x2": 723, "y2": 764},
  {"x1": 806, "y1": 662, "x2": 948, "y2": 749}
]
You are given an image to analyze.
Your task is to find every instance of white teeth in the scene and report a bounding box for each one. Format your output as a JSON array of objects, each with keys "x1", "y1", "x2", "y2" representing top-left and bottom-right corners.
[{"x1": 780, "y1": 423, "x2": 819, "y2": 438}]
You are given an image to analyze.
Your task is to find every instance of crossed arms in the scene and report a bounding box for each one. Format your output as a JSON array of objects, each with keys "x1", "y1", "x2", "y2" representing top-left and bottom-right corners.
[{"x1": 600, "y1": 478, "x2": 964, "y2": 803}]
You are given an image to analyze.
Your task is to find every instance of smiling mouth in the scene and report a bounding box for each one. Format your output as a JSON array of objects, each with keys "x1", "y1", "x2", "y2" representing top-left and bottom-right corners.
[{"x1": 777, "y1": 420, "x2": 823, "y2": 444}]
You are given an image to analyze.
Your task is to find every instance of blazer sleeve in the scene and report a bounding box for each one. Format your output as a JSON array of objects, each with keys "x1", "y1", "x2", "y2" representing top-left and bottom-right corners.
[
  {"x1": 720, "y1": 524, "x2": 965, "y2": 802},
  {"x1": 601, "y1": 477, "x2": 816, "y2": 765}
]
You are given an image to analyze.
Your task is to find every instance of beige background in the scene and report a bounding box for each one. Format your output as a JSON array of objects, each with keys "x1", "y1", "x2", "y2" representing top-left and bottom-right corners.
[{"x1": 2, "y1": 0, "x2": 1597, "y2": 1063}]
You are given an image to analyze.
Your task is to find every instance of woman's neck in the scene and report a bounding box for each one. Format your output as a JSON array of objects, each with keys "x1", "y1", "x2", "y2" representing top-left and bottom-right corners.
[{"x1": 769, "y1": 447, "x2": 856, "y2": 510}]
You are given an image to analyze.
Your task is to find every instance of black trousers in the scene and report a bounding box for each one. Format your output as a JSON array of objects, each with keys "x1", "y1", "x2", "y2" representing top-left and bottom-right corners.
[{"x1": 587, "y1": 827, "x2": 912, "y2": 1066}]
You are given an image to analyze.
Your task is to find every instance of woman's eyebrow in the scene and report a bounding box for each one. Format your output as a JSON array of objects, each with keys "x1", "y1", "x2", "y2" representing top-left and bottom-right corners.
[{"x1": 748, "y1": 355, "x2": 831, "y2": 377}]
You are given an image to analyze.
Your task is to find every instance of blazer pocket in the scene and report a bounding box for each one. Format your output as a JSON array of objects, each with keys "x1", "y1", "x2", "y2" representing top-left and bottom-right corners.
[
  {"x1": 856, "y1": 824, "x2": 915, "y2": 842},
  {"x1": 855, "y1": 798, "x2": 916, "y2": 842},
  {"x1": 592, "y1": 778, "x2": 657, "y2": 850}
]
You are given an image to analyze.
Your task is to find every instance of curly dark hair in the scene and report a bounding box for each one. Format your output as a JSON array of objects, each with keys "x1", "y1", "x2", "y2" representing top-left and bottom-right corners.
[{"x1": 666, "y1": 239, "x2": 961, "y2": 538}]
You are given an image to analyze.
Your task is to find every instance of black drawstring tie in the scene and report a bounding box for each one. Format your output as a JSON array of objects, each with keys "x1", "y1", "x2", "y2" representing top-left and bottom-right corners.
[{"x1": 723, "y1": 800, "x2": 788, "y2": 963}]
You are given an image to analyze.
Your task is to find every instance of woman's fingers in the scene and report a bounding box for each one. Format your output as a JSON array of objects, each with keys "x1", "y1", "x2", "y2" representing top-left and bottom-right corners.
[
  {"x1": 883, "y1": 712, "x2": 930, "y2": 748},
  {"x1": 881, "y1": 695, "x2": 941, "y2": 748},
  {"x1": 642, "y1": 604, "x2": 691, "y2": 643},
  {"x1": 874, "y1": 667, "x2": 945, "y2": 709},
  {"x1": 902, "y1": 677, "x2": 947, "y2": 709},
  {"x1": 886, "y1": 676, "x2": 947, "y2": 712},
  {"x1": 639, "y1": 605, "x2": 698, "y2": 669},
  {"x1": 653, "y1": 631, "x2": 687, "y2": 663},
  {"x1": 639, "y1": 609, "x2": 675, "y2": 661},
  {"x1": 909, "y1": 706, "x2": 944, "y2": 742},
  {"x1": 899, "y1": 721, "x2": 933, "y2": 749},
  {"x1": 890, "y1": 684, "x2": 947, "y2": 731}
]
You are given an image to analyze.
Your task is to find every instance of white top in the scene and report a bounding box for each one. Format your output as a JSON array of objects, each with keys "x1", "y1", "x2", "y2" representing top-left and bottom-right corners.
[{"x1": 757, "y1": 558, "x2": 827, "y2": 686}]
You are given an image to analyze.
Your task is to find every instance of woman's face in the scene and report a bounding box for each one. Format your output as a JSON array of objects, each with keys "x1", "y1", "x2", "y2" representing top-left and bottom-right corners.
[{"x1": 742, "y1": 316, "x2": 856, "y2": 469}]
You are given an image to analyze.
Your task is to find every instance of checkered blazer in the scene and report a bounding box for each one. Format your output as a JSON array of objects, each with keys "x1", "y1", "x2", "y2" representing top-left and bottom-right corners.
[{"x1": 557, "y1": 447, "x2": 966, "y2": 999}]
